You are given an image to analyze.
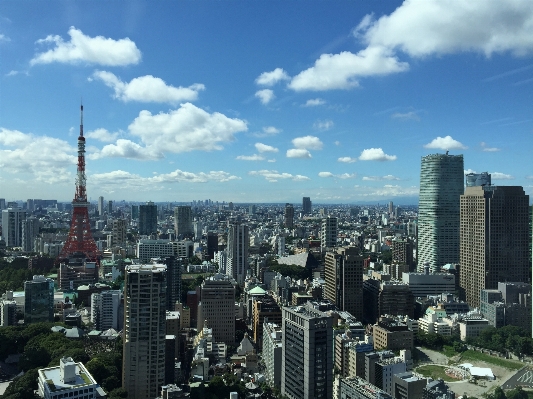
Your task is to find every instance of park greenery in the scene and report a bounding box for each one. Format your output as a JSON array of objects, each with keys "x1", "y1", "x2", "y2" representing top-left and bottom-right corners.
[
  {"x1": 0, "y1": 256, "x2": 54, "y2": 293},
  {"x1": 268, "y1": 263, "x2": 312, "y2": 281}
]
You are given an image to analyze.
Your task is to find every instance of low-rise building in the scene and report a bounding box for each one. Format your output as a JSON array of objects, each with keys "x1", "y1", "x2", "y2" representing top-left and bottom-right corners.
[
  {"x1": 372, "y1": 317, "x2": 414, "y2": 351},
  {"x1": 393, "y1": 372, "x2": 427, "y2": 399},
  {"x1": 339, "y1": 376, "x2": 392, "y2": 399}
]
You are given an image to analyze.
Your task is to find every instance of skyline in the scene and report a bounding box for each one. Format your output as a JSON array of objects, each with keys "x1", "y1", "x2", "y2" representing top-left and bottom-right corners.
[{"x1": 1, "y1": 1, "x2": 533, "y2": 204}]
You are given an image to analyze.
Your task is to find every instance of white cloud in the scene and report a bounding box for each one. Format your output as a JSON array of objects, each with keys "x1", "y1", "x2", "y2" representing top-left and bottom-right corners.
[
  {"x1": 86, "y1": 128, "x2": 121, "y2": 143},
  {"x1": 255, "y1": 89, "x2": 275, "y2": 104},
  {"x1": 303, "y1": 98, "x2": 326, "y2": 107},
  {"x1": 338, "y1": 156, "x2": 357, "y2": 163},
  {"x1": 526, "y1": 175, "x2": 533, "y2": 179},
  {"x1": 392, "y1": 111, "x2": 420, "y2": 121},
  {"x1": 464, "y1": 169, "x2": 477, "y2": 175},
  {"x1": 92, "y1": 71, "x2": 205, "y2": 104},
  {"x1": 359, "y1": 148, "x2": 397, "y2": 161},
  {"x1": 236, "y1": 154, "x2": 265, "y2": 161},
  {"x1": 490, "y1": 172, "x2": 514, "y2": 180},
  {"x1": 318, "y1": 172, "x2": 334, "y2": 178},
  {"x1": 292, "y1": 135, "x2": 323, "y2": 150},
  {"x1": 480, "y1": 141, "x2": 501, "y2": 152},
  {"x1": 319, "y1": 172, "x2": 357, "y2": 179},
  {"x1": 249, "y1": 170, "x2": 310, "y2": 182},
  {"x1": 255, "y1": 68, "x2": 290, "y2": 86},
  {"x1": 286, "y1": 149, "x2": 312, "y2": 159},
  {"x1": 89, "y1": 139, "x2": 163, "y2": 160},
  {"x1": 0, "y1": 128, "x2": 76, "y2": 184},
  {"x1": 424, "y1": 135, "x2": 467, "y2": 150},
  {"x1": 255, "y1": 143, "x2": 278, "y2": 153},
  {"x1": 0, "y1": 34, "x2": 10, "y2": 42},
  {"x1": 362, "y1": 184, "x2": 419, "y2": 198},
  {"x1": 31, "y1": 27, "x2": 141, "y2": 66},
  {"x1": 313, "y1": 119, "x2": 334, "y2": 131},
  {"x1": 362, "y1": 175, "x2": 400, "y2": 181}
]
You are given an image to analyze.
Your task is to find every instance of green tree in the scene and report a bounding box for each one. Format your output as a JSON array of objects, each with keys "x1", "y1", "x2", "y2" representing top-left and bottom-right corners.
[
  {"x1": 507, "y1": 386, "x2": 528, "y2": 399},
  {"x1": 489, "y1": 386, "x2": 507, "y2": 399}
]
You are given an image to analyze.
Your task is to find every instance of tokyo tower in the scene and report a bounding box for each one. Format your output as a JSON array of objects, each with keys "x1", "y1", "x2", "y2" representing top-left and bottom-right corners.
[{"x1": 58, "y1": 105, "x2": 100, "y2": 263}]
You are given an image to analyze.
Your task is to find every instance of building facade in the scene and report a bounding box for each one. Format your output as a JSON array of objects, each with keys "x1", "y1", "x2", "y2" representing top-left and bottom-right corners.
[
  {"x1": 174, "y1": 206, "x2": 193, "y2": 238},
  {"x1": 24, "y1": 275, "x2": 54, "y2": 324},
  {"x1": 227, "y1": 222, "x2": 249, "y2": 284},
  {"x1": 284, "y1": 204, "x2": 295, "y2": 229},
  {"x1": 321, "y1": 216, "x2": 338, "y2": 248},
  {"x1": 2, "y1": 207, "x2": 27, "y2": 247},
  {"x1": 263, "y1": 322, "x2": 283, "y2": 389},
  {"x1": 139, "y1": 201, "x2": 158, "y2": 236},
  {"x1": 302, "y1": 197, "x2": 312, "y2": 214},
  {"x1": 91, "y1": 290, "x2": 121, "y2": 331}
]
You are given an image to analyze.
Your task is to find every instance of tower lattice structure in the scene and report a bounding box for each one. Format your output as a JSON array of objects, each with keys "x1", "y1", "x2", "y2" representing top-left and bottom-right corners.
[{"x1": 58, "y1": 105, "x2": 100, "y2": 263}]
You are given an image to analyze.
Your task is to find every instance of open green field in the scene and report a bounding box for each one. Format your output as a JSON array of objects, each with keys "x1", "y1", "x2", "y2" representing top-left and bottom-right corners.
[
  {"x1": 459, "y1": 350, "x2": 523, "y2": 370},
  {"x1": 416, "y1": 365, "x2": 459, "y2": 382}
]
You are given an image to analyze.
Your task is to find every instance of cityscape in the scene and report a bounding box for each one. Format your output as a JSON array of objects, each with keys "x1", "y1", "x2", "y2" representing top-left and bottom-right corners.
[{"x1": 1, "y1": 2, "x2": 533, "y2": 399}]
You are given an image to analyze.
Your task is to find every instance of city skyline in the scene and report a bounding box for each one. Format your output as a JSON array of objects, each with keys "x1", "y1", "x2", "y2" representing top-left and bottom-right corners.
[{"x1": 1, "y1": 2, "x2": 533, "y2": 203}]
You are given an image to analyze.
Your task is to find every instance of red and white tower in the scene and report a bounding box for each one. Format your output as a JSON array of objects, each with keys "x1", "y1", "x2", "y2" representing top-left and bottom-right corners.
[{"x1": 58, "y1": 105, "x2": 100, "y2": 263}]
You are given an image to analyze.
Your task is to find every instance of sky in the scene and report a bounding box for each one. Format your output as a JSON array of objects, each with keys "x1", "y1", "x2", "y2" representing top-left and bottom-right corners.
[{"x1": 1, "y1": 1, "x2": 532, "y2": 205}]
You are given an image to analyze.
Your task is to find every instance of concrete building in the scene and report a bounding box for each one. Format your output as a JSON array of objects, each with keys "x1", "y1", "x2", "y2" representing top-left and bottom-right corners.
[
  {"x1": 460, "y1": 186, "x2": 530, "y2": 308},
  {"x1": 339, "y1": 376, "x2": 392, "y2": 399},
  {"x1": 423, "y1": 378, "x2": 455, "y2": 399},
  {"x1": 282, "y1": 304, "x2": 333, "y2": 399},
  {"x1": 165, "y1": 256, "x2": 182, "y2": 311},
  {"x1": 252, "y1": 295, "x2": 282, "y2": 347},
  {"x1": 365, "y1": 351, "x2": 407, "y2": 396},
  {"x1": 372, "y1": 318, "x2": 414, "y2": 351},
  {"x1": 111, "y1": 218, "x2": 127, "y2": 247},
  {"x1": 346, "y1": 335, "x2": 375, "y2": 378},
  {"x1": 227, "y1": 222, "x2": 249, "y2": 284},
  {"x1": 363, "y1": 280, "x2": 414, "y2": 325},
  {"x1": 24, "y1": 275, "x2": 54, "y2": 324},
  {"x1": 285, "y1": 203, "x2": 295, "y2": 229},
  {"x1": 418, "y1": 305, "x2": 452, "y2": 336},
  {"x1": 98, "y1": 196, "x2": 105, "y2": 216},
  {"x1": 391, "y1": 238, "x2": 414, "y2": 270},
  {"x1": 137, "y1": 240, "x2": 174, "y2": 262},
  {"x1": 1, "y1": 207, "x2": 27, "y2": 247},
  {"x1": 458, "y1": 315, "x2": 490, "y2": 341},
  {"x1": 402, "y1": 272, "x2": 456, "y2": 298},
  {"x1": 174, "y1": 206, "x2": 193, "y2": 238},
  {"x1": 139, "y1": 201, "x2": 158, "y2": 235},
  {"x1": 302, "y1": 197, "x2": 312, "y2": 214},
  {"x1": 321, "y1": 216, "x2": 338, "y2": 248},
  {"x1": 325, "y1": 246, "x2": 364, "y2": 320},
  {"x1": 91, "y1": 290, "x2": 121, "y2": 331},
  {"x1": 38, "y1": 357, "x2": 103, "y2": 399},
  {"x1": 418, "y1": 153, "x2": 464, "y2": 271},
  {"x1": 0, "y1": 296, "x2": 17, "y2": 326},
  {"x1": 22, "y1": 216, "x2": 40, "y2": 252},
  {"x1": 123, "y1": 264, "x2": 167, "y2": 399},
  {"x1": 480, "y1": 282, "x2": 531, "y2": 331},
  {"x1": 263, "y1": 322, "x2": 283, "y2": 389},
  {"x1": 197, "y1": 274, "x2": 236, "y2": 345},
  {"x1": 393, "y1": 372, "x2": 427, "y2": 399}
]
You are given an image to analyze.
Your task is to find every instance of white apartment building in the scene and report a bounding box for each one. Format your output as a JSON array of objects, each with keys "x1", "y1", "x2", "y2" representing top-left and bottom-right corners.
[
  {"x1": 91, "y1": 290, "x2": 121, "y2": 331},
  {"x1": 263, "y1": 322, "x2": 282, "y2": 389}
]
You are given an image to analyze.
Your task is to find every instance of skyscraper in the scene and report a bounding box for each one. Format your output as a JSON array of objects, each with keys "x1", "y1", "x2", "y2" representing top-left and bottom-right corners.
[
  {"x1": 284, "y1": 203, "x2": 294, "y2": 228},
  {"x1": 24, "y1": 275, "x2": 54, "y2": 324},
  {"x1": 459, "y1": 186, "x2": 530, "y2": 308},
  {"x1": 302, "y1": 197, "x2": 312, "y2": 214},
  {"x1": 139, "y1": 201, "x2": 158, "y2": 235},
  {"x1": 91, "y1": 290, "x2": 121, "y2": 331},
  {"x1": 164, "y1": 256, "x2": 182, "y2": 311},
  {"x1": 174, "y1": 205, "x2": 193, "y2": 238},
  {"x1": 227, "y1": 222, "x2": 249, "y2": 284},
  {"x1": 22, "y1": 216, "x2": 40, "y2": 252},
  {"x1": 111, "y1": 219, "x2": 127, "y2": 247},
  {"x1": 321, "y1": 216, "x2": 338, "y2": 248},
  {"x1": 98, "y1": 196, "x2": 104, "y2": 216},
  {"x1": 417, "y1": 153, "x2": 464, "y2": 271},
  {"x1": 123, "y1": 264, "x2": 166, "y2": 399},
  {"x1": 324, "y1": 246, "x2": 364, "y2": 320},
  {"x1": 1, "y1": 207, "x2": 27, "y2": 247}
]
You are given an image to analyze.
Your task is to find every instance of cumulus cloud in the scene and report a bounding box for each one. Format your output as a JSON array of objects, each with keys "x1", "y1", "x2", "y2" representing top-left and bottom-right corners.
[
  {"x1": 249, "y1": 170, "x2": 310, "y2": 182},
  {"x1": 303, "y1": 98, "x2": 326, "y2": 107},
  {"x1": 86, "y1": 128, "x2": 121, "y2": 142},
  {"x1": 392, "y1": 111, "x2": 420, "y2": 121},
  {"x1": 319, "y1": 172, "x2": 357, "y2": 179},
  {"x1": 31, "y1": 27, "x2": 141, "y2": 66},
  {"x1": 89, "y1": 139, "x2": 163, "y2": 160},
  {"x1": 255, "y1": 143, "x2": 278, "y2": 153},
  {"x1": 362, "y1": 184, "x2": 419, "y2": 198},
  {"x1": 424, "y1": 135, "x2": 467, "y2": 150},
  {"x1": 286, "y1": 149, "x2": 312, "y2": 159},
  {"x1": 480, "y1": 141, "x2": 501, "y2": 152},
  {"x1": 0, "y1": 128, "x2": 76, "y2": 184},
  {"x1": 359, "y1": 148, "x2": 397, "y2": 161},
  {"x1": 313, "y1": 119, "x2": 334, "y2": 131},
  {"x1": 318, "y1": 172, "x2": 334, "y2": 178},
  {"x1": 338, "y1": 156, "x2": 357, "y2": 163},
  {"x1": 255, "y1": 89, "x2": 275, "y2": 104},
  {"x1": 91, "y1": 71, "x2": 204, "y2": 104},
  {"x1": 490, "y1": 172, "x2": 514, "y2": 180},
  {"x1": 255, "y1": 68, "x2": 290, "y2": 86},
  {"x1": 464, "y1": 169, "x2": 477, "y2": 175},
  {"x1": 236, "y1": 154, "x2": 265, "y2": 161},
  {"x1": 292, "y1": 135, "x2": 323, "y2": 150},
  {"x1": 362, "y1": 175, "x2": 400, "y2": 181}
]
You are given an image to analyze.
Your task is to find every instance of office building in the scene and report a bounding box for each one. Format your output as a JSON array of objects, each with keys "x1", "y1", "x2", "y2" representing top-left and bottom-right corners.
[
  {"x1": 91, "y1": 290, "x2": 121, "y2": 331},
  {"x1": 321, "y1": 216, "x2": 338, "y2": 248},
  {"x1": 346, "y1": 336, "x2": 375, "y2": 378},
  {"x1": 1, "y1": 207, "x2": 27, "y2": 247},
  {"x1": 197, "y1": 274, "x2": 236, "y2": 345},
  {"x1": 284, "y1": 203, "x2": 295, "y2": 228},
  {"x1": 459, "y1": 186, "x2": 530, "y2": 307},
  {"x1": 282, "y1": 304, "x2": 333, "y2": 399},
  {"x1": 480, "y1": 282, "x2": 531, "y2": 331},
  {"x1": 110, "y1": 218, "x2": 127, "y2": 247},
  {"x1": 393, "y1": 372, "x2": 427, "y2": 399},
  {"x1": 363, "y1": 280, "x2": 415, "y2": 325},
  {"x1": 324, "y1": 246, "x2": 364, "y2": 320},
  {"x1": 402, "y1": 272, "x2": 455, "y2": 298},
  {"x1": 418, "y1": 153, "x2": 463, "y2": 271},
  {"x1": 263, "y1": 322, "x2": 283, "y2": 389},
  {"x1": 227, "y1": 222, "x2": 249, "y2": 284},
  {"x1": 391, "y1": 238, "x2": 413, "y2": 270},
  {"x1": 123, "y1": 264, "x2": 167, "y2": 399},
  {"x1": 98, "y1": 196, "x2": 105, "y2": 216},
  {"x1": 365, "y1": 351, "x2": 407, "y2": 396},
  {"x1": 139, "y1": 201, "x2": 158, "y2": 235},
  {"x1": 206, "y1": 232, "x2": 218, "y2": 260},
  {"x1": 423, "y1": 379, "x2": 455, "y2": 399},
  {"x1": 22, "y1": 216, "x2": 40, "y2": 252},
  {"x1": 131, "y1": 205, "x2": 139, "y2": 220},
  {"x1": 38, "y1": 357, "x2": 102, "y2": 399},
  {"x1": 107, "y1": 200, "x2": 113, "y2": 214},
  {"x1": 174, "y1": 206, "x2": 193, "y2": 238},
  {"x1": 165, "y1": 256, "x2": 182, "y2": 311},
  {"x1": 0, "y1": 296, "x2": 17, "y2": 327},
  {"x1": 24, "y1": 275, "x2": 54, "y2": 324},
  {"x1": 372, "y1": 318, "x2": 414, "y2": 351},
  {"x1": 339, "y1": 376, "x2": 392, "y2": 399},
  {"x1": 252, "y1": 295, "x2": 282, "y2": 347},
  {"x1": 137, "y1": 240, "x2": 174, "y2": 262},
  {"x1": 302, "y1": 197, "x2": 312, "y2": 214}
]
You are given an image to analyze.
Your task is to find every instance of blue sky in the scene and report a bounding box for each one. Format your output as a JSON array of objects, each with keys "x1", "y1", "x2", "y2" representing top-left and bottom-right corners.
[{"x1": 1, "y1": 1, "x2": 532, "y2": 204}]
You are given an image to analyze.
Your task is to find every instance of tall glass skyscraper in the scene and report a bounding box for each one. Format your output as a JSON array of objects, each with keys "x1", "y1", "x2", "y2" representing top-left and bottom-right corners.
[{"x1": 417, "y1": 153, "x2": 464, "y2": 271}]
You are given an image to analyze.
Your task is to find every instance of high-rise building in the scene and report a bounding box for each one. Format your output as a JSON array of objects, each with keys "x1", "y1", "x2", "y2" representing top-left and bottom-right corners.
[
  {"x1": 263, "y1": 322, "x2": 283, "y2": 389},
  {"x1": 282, "y1": 304, "x2": 333, "y2": 399},
  {"x1": 197, "y1": 274, "x2": 235, "y2": 344},
  {"x1": 321, "y1": 216, "x2": 338, "y2": 248},
  {"x1": 324, "y1": 246, "x2": 364, "y2": 320},
  {"x1": 0, "y1": 199, "x2": 5, "y2": 210},
  {"x1": 460, "y1": 186, "x2": 530, "y2": 308},
  {"x1": 174, "y1": 206, "x2": 193, "y2": 238},
  {"x1": 388, "y1": 201, "x2": 393, "y2": 214},
  {"x1": 107, "y1": 200, "x2": 113, "y2": 214},
  {"x1": 227, "y1": 222, "x2": 249, "y2": 284},
  {"x1": 38, "y1": 357, "x2": 100, "y2": 399},
  {"x1": 418, "y1": 153, "x2": 464, "y2": 271},
  {"x1": 284, "y1": 203, "x2": 295, "y2": 229},
  {"x1": 1, "y1": 207, "x2": 27, "y2": 247},
  {"x1": 165, "y1": 256, "x2": 182, "y2": 311},
  {"x1": 206, "y1": 232, "x2": 218, "y2": 260},
  {"x1": 111, "y1": 218, "x2": 127, "y2": 247},
  {"x1": 22, "y1": 216, "x2": 40, "y2": 252},
  {"x1": 139, "y1": 201, "x2": 158, "y2": 235},
  {"x1": 131, "y1": 205, "x2": 139, "y2": 220},
  {"x1": 302, "y1": 197, "x2": 312, "y2": 214},
  {"x1": 123, "y1": 264, "x2": 167, "y2": 399},
  {"x1": 91, "y1": 290, "x2": 121, "y2": 330},
  {"x1": 1, "y1": 292, "x2": 17, "y2": 327},
  {"x1": 24, "y1": 275, "x2": 54, "y2": 324},
  {"x1": 98, "y1": 196, "x2": 105, "y2": 216}
]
